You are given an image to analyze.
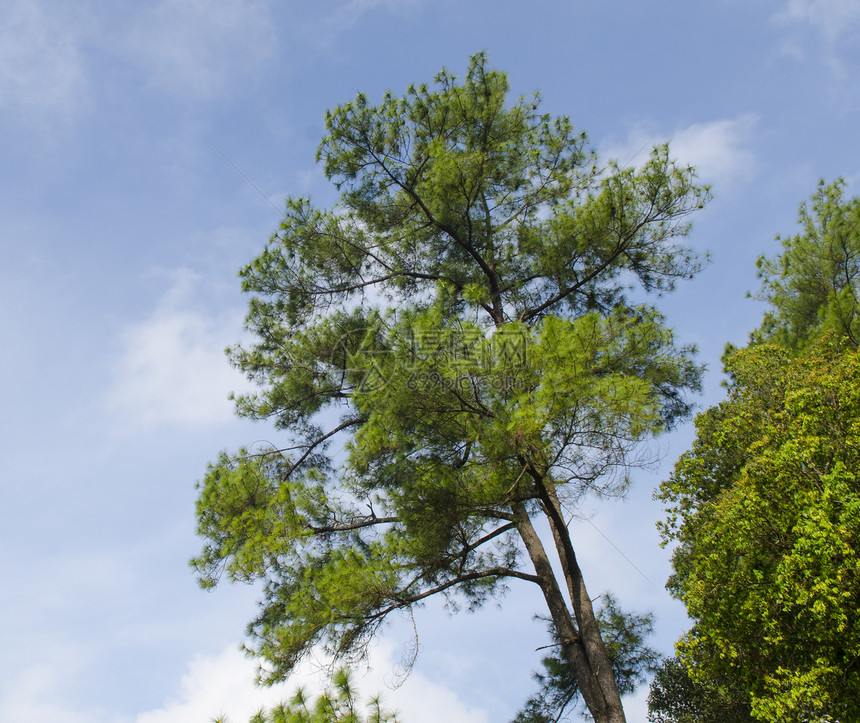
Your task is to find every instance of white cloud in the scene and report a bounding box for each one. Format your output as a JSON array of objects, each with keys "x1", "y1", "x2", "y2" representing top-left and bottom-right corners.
[
  {"x1": 671, "y1": 116, "x2": 758, "y2": 185},
  {"x1": 135, "y1": 646, "x2": 282, "y2": 723},
  {"x1": 601, "y1": 115, "x2": 758, "y2": 188},
  {"x1": 136, "y1": 640, "x2": 489, "y2": 723},
  {"x1": 120, "y1": 0, "x2": 276, "y2": 98},
  {"x1": 0, "y1": 0, "x2": 88, "y2": 120},
  {"x1": 0, "y1": 635, "x2": 649, "y2": 723},
  {"x1": 106, "y1": 268, "x2": 250, "y2": 430}
]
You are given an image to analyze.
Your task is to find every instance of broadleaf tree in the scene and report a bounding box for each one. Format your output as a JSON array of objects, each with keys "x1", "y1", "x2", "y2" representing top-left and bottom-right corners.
[
  {"x1": 193, "y1": 53, "x2": 710, "y2": 723},
  {"x1": 657, "y1": 342, "x2": 860, "y2": 721},
  {"x1": 656, "y1": 181, "x2": 860, "y2": 721}
]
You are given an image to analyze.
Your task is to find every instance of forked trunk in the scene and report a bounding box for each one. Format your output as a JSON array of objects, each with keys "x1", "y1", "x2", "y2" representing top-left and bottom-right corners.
[{"x1": 512, "y1": 501, "x2": 627, "y2": 723}]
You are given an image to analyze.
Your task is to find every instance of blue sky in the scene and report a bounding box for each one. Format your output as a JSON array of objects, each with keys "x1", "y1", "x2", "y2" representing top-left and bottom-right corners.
[{"x1": 1, "y1": 1, "x2": 858, "y2": 721}]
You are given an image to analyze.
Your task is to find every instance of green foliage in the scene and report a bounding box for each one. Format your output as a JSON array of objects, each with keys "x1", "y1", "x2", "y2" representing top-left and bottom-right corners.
[
  {"x1": 657, "y1": 342, "x2": 860, "y2": 721},
  {"x1": 194, "y1": 53, "x2": 708, "y2": 722},
  {"x1": 658, "y1": 180, "x2": 860, "y2": 721},
  {"x1": 752, "y1": 179, "x2": 860, "y2": 350},
  {"x1": 213, "y1": 669, "x2": 400, "y2": 723},
  {"x1": 513, "y1": 595, "x2": 660, "y2": 722},
  {"x1": 646, "y1": 657, "x2": 753, "y2": 723}
]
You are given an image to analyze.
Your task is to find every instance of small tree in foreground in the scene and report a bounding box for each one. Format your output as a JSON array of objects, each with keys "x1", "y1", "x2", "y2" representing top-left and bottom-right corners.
[
  {"x1": 213, "y1": 668, "x2": 400, "y2": 723},
  {"x1": 193, "y1": 53, "x2": 709, "y2": 723}
]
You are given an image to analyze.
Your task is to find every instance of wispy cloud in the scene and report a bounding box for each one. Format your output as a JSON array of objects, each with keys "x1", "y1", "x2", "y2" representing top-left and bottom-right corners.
[
  {"x1": 601, "y1": 115, "x2": 758, "y2": 188},
  {"x1": 0, "y1": 0, "x2": 423, "y2": 117},
  {"x1": 776, "y1": 0, "x2": 860, "y2": 42},
  {"x1": 120, "y1": 0, "x2": 276, "y2": 99},
  {"x1": 769, "y1": 0, "x2": 860, "y2": 72},
  {"x1": 0, "y1": 0, "x2": 89, "y2": 121},
  {"x1": 0, "y1": 0, "x2": 278, "y2": 123},
  {"x1": 323, "y1": 0, "x2": 421, "y2": 37},
  {"x1": 0, "y1": 661, "x2": 106, "y2": 723},
  {"x1": 105, "y1": 268, "x2": 249, "y2": 431}
]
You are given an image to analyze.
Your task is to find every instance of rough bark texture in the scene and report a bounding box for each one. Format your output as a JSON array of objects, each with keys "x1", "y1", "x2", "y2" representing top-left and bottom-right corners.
[{"x1": 512, "y1": 501, "x2": 626, "y2": 723}]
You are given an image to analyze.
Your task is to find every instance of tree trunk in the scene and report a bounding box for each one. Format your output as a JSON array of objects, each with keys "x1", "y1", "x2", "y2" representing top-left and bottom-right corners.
[
  {"x1": 540, "y1": 482, "x2": 627, "y2": 722},
  {"x1": 511, "y1": 502, "x2": 627, "y2": 723}
]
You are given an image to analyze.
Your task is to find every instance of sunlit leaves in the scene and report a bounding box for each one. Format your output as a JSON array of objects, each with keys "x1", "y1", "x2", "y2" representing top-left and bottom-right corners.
[{"x1": 658, "y1": 343, "x2": 860, "y2": 721}]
